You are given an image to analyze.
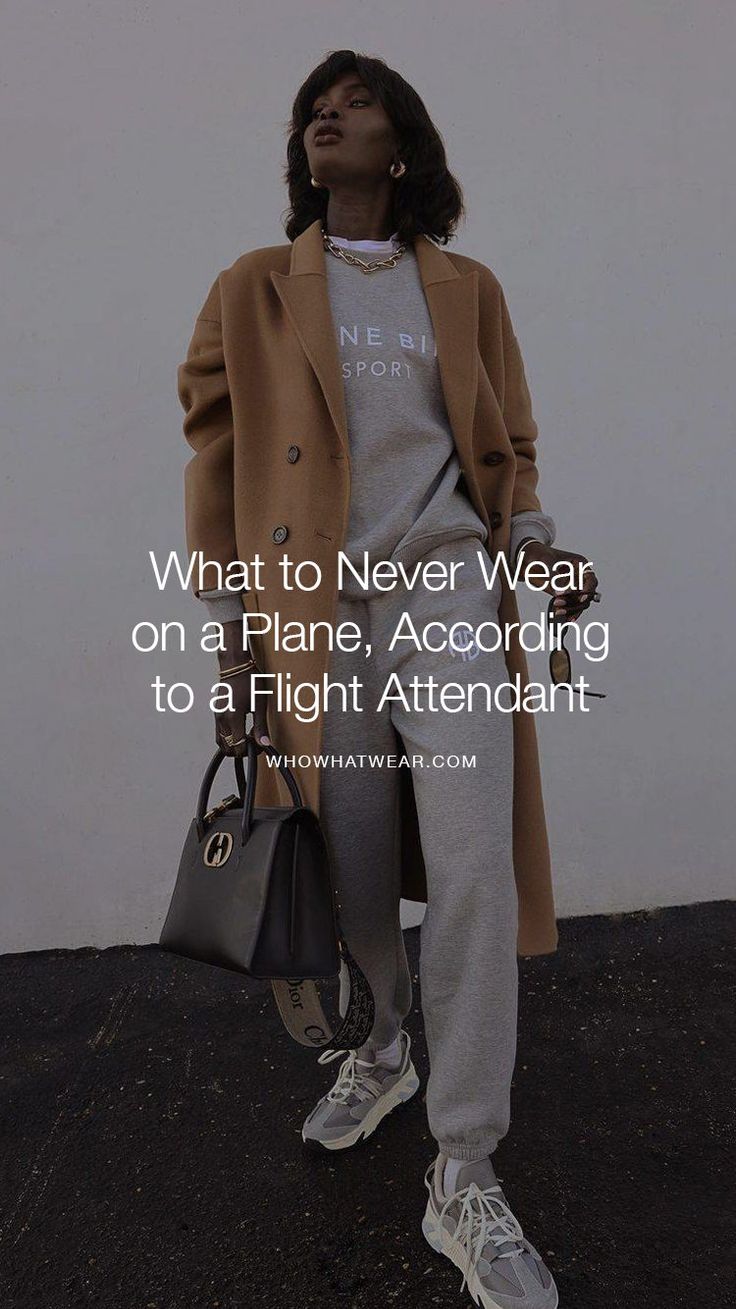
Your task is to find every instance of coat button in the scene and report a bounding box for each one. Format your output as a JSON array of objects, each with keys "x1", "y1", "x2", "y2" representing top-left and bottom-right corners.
[
  {"x1": 490, "y1": 510, "x2": 503, "y2": 529},
  {"x1": 287, "y1": 444, "x2": 300, "y2": 463},
  {"x1": 482, "y1": 451, "x2": 505, "y2": 466},
  {"x1": 272, "y1": 525, "x2": 289, "y2": 544}
]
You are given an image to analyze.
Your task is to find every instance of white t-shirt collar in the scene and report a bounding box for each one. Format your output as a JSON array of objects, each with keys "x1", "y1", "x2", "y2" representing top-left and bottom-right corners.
[{"x1": 326, "y1": 230, "x2": 401, "y2": 253}]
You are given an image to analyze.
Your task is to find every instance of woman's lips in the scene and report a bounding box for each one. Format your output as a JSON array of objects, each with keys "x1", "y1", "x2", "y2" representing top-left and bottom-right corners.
[{"x1": 314, "y1": 131, "x2": 342, "y2": 144}]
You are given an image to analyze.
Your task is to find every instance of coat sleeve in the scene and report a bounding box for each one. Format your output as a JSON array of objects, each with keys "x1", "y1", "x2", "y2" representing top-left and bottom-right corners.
[
  {"x1": 177, "y1": 275, "x2": 239, "y2": 599},
  {"x1": 498, "y1": 285, "x2": 545, "y2": 516}
]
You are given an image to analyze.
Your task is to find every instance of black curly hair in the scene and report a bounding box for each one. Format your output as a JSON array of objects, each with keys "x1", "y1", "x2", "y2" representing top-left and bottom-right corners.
[{"x1": 281, "y1": 50, "x2": 465, "y2": 246}]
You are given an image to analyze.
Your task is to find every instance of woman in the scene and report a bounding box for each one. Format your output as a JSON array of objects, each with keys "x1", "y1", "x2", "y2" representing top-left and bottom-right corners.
[{"x1": 178, "y1": 49, "x2": 598, "y2": 1309}]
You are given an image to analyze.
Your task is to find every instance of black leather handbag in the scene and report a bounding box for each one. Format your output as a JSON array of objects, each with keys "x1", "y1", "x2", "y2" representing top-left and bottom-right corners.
[{"x1": 160, "y1": 739, "x2": 374, "y2": 1049}]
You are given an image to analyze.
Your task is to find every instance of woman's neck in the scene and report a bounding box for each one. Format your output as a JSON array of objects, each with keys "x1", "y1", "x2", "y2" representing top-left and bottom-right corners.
[{"x1": 323, "y1": 191, "x2": 395, "y2": 243}]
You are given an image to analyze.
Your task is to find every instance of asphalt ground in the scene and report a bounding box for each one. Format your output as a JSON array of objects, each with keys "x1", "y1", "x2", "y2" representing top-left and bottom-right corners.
[{"x1": 1, "y1": 900, "x2": 733, "y2": 1308}]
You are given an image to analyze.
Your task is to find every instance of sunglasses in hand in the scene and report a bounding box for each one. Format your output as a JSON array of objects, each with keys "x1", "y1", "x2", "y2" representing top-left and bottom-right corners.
[{"x1": 547, "y1": 592, "x2": 607, "y2": 701}]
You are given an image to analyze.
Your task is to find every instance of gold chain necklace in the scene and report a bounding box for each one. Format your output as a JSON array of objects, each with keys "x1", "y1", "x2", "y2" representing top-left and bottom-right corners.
[{"x1": 321, "y1": 225, "x2": 408, "y2": 274}]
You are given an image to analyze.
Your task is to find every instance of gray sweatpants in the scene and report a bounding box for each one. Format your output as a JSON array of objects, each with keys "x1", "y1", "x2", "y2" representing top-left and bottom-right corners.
[{"x1": 318, "y1": 534, "x2": 518, "y2": 1162}]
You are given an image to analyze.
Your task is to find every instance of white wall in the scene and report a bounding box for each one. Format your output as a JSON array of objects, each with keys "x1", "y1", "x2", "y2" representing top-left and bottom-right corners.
[{"x1": 2, "y1": 1, "x2": 734, "y2": 951}]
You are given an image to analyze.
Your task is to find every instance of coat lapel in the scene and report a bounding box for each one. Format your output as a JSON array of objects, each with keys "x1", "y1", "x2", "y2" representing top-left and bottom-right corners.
[
  {"x1": 413, "y1": 233, "x2": 480, "y2": 476},
  {"x1": 270, "y1": 221, "x2": 350, "y2": 457},
  {"x1": 270, "y1": 218, "x2": 480, "y2": 469}
]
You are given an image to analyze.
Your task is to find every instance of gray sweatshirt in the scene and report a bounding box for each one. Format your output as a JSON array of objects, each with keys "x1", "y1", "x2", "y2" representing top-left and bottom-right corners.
[{"x1": 199, "y1": 231, "x2": 555, "y2": 620}]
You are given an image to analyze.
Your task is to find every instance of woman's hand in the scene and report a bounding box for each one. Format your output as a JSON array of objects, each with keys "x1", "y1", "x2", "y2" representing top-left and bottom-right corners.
[
  {"x1": 213, "y1": 670, "x2": 272, "y2": 758},
  {"x1": 518, "y1": 541, "x2": 600, "y2": 622},
  {"x1": 213, "y1": 619, "x2": 271, "y2": 757}
]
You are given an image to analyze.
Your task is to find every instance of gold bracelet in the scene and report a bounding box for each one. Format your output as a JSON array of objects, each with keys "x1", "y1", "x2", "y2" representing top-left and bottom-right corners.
[{"x1": 219, "y1": 659, "x2": 256, "y2": 679}]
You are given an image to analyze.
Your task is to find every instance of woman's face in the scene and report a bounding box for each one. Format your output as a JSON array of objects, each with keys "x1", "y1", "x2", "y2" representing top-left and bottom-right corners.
[{"x1": 303, "y1": 72, "x2": 398, "y2": 187}]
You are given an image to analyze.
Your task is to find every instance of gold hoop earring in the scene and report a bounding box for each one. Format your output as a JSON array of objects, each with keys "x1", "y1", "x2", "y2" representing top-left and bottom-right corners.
[
  {"x1": 389, "y1": 160, "x2": 406, "y2": 179},
  {"x1": 310, "y1": 175, "x2": 324, "y2": 189}
]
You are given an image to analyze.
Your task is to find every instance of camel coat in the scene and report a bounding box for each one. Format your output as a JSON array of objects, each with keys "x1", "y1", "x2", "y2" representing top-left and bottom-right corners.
[{"x1": 177, "y1": 218, "x2": 558, "y2": 956}]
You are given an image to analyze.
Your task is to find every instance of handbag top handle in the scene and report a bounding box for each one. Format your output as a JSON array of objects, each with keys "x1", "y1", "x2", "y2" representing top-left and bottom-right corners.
[{"x1": 196, "y1": 740, "x2": 303, "y2": 845}]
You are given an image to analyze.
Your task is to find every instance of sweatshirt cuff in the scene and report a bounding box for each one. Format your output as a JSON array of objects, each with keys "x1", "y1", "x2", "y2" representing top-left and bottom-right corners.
[
  {"x1": 197, "y1": 587, "x2": 246, "y2": 624},
  {"x1": 509, "y1": 511, "x2": 557, "y2": 564}
]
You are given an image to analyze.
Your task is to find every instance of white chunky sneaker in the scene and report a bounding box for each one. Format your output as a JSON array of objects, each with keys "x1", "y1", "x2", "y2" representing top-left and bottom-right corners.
[
  {"x1": 421, "y1": 1154, "x2": 559, "y2": 1308},
  {"x1": 301, "y1": 1028, "x2": 420, "y2": 1152}
]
